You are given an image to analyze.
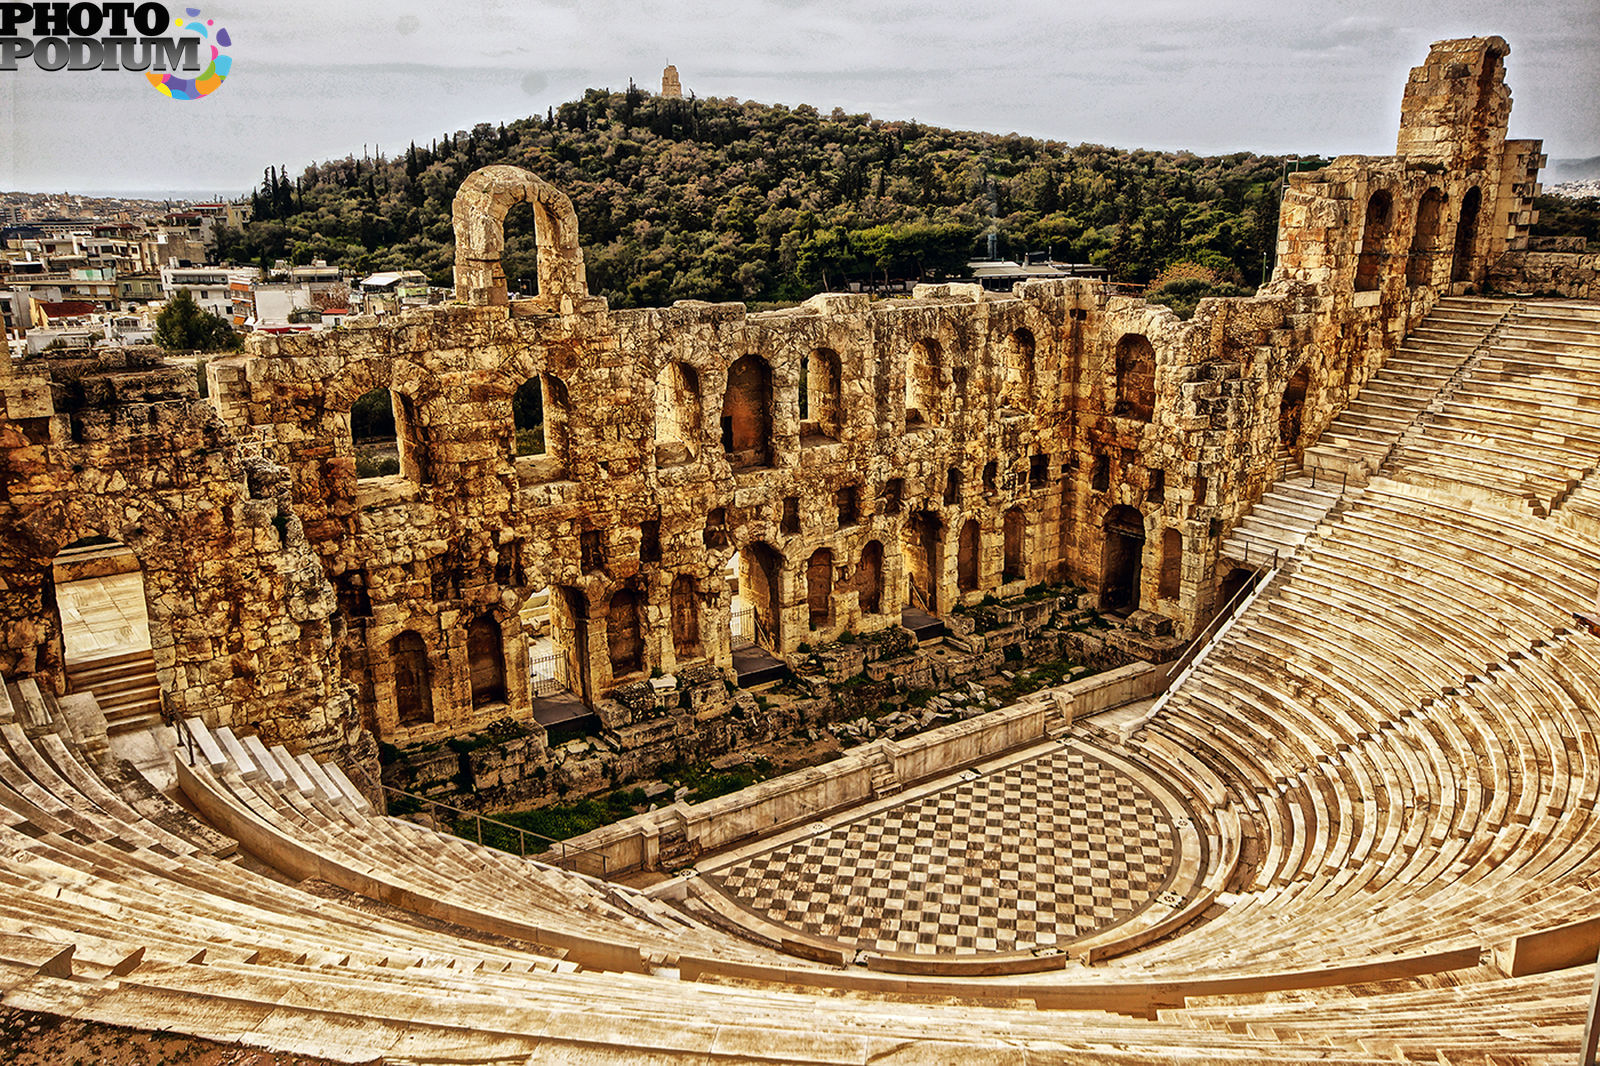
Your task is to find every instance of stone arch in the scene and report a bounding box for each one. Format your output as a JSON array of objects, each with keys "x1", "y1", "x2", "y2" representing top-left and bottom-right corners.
[
  {"x1": 1101, "y1": 505, "x2": 1145, "y2": 612},
  {"x1": 1002, "y1": 507, "x2": 1026, "y2": 583},
  {"x1": 957, "y1": 518, "x2": 980, "y2": 592},
  {"x1": 1355, "y1": 189, "x2": 1393, "y2": 292},
  {"x1": 1002, "y1": 328, "x2": 1035, "y2": 411},
  {"x1": 1158, "y1": 528, "x2": 1183, "y2": 599},
  {"x1": 389, "y1": 630, "x2": 433, "y2": 726},
  {"x1": 466, "y1": 612, "x2": 507, "y2": 707},
  {"x1": 452, "y1": 165, "x2": 588, "y2": 309},
  {"x1": 804, "y1": 347, "x2": 843, "y2": 440},
  {"x1": 1113, "y1": 333, "x2": 1156, "y2": 420},
  {"x1": 722, "y1": 354, "x2": 773, "y2": 470},
  {"x1": 1451, "y1": 186, "x2": 1482, "y2": 284},
  {"x1": 606, "y1": 587, "x2": 644, "y2": 678},
  {"x1": 857, "y1": 541, "x2": 884, "y2": 615},
  {"x1": 1279, "y1": 363, "x2": 1311, "y2": 449},
  {"x1": 670, "y1": 575, "x2": 702, "y2": 660},
  {"x1": 351, "y1": 385, "x2": 428, "y2": 482},
  {"x1": 655, "y1": 361, "x2": 702, "y2": 466},
  {"x1": 806, "y1": 548, "x2": 834, "y2": 629},
  {"x1": 1407, "y1": 188, "x2": 1448, "y2": 287},
  {"x1": 905, "y1": 338, "x2": 943, "y2": 428}
]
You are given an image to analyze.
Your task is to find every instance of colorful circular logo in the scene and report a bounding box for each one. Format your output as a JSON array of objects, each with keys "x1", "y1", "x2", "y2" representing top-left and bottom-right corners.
[{"x1": 147, "y1": 8, "x2": 232, "y2": 101}]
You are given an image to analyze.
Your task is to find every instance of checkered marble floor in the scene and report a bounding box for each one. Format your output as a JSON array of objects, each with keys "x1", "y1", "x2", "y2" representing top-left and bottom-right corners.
[{"x1": 704, "y1": 747, "x2": 1180, "y2": 956}]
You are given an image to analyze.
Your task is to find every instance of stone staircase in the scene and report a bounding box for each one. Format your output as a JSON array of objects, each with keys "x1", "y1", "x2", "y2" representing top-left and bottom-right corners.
[
  {"x1": 65, "y1": 649, "x2": 162, "y2": 735},
  {"x1": 1220, "y1": 474, "x2": 1342, "y2": 568},
  {"x1": 1304, "y1": 296, "x2": 1514, "y2": 482},
  {"x1": 1222, "y1": 298, "x2": 1515, "y2": 570}
]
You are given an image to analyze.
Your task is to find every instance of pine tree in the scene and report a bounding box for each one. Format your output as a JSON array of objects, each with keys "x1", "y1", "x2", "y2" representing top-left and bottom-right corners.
[{"x1": 154, "y1": 289, "x2": 240, "y2": 352}]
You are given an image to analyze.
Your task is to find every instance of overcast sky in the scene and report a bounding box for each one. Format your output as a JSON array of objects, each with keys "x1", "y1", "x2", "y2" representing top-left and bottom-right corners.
[{"x1": 0, "y1": 0, "x2": 1595, "y2": 195}]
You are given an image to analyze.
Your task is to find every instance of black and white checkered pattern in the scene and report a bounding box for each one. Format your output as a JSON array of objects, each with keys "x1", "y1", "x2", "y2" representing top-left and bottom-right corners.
[{"x1": 708, "y1": 748, "x2": 1179, "y2": 955}]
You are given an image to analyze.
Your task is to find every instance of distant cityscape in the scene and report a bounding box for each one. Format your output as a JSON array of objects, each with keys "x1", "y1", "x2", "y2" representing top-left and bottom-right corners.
[{"x1": 1, "y1": 189, "x2": 441, "y2": 358}]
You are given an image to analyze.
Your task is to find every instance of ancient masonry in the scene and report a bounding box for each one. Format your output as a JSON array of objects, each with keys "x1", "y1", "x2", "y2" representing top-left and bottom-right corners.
[{"x1": 0, "y1": 38, "x2": 1584, "y2": 794}]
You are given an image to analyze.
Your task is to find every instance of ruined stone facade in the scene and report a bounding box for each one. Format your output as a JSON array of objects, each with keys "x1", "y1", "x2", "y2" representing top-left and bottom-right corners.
[{"x1": 0, "y1": 38, "x2": 1545, "y2": 784}]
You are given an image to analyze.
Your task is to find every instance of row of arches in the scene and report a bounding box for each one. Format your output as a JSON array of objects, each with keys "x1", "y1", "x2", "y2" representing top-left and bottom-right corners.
[
  {"x1": 1354, "y1": 184, "x2": 1481, "y2": 293},
  {"x1": 350, "y1": 329, "x2": 1047, "y2": 486},
  {"x1": 1100, "y1": 506, "x2": 1185, "y2": 612}
]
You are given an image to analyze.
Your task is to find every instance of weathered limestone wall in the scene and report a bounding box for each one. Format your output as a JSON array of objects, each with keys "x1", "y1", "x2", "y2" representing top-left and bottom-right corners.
[
  {"x1": 0, "y1": 349, "x2": 369, "y2": 777},
  {"x1": 0, "y1": 37, "x2": 1547, "y2": 790}
]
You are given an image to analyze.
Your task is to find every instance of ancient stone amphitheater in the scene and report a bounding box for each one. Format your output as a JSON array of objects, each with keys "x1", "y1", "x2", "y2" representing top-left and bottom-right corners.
[{"x1": 2, "y1": 36, "x2": 1600, "y2": 1064}]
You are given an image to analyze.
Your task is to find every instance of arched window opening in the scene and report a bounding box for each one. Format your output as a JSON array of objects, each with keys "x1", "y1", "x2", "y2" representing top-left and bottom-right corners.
[
  {"x1": 512, "y1": 376, "x2": 545, "y2": 456},
  {"x1": 670, "y1": 575, "x2": 702, "y2": 661},
  {"x1": 957, "y1": 518, "x2": 980, "y2": 592},
  {"x1": 858, "y1": 541, "x2": 884, "y2": 615},
  {"x1": 944, "y1": 466, "x2": 963, "y2": 506},
  {"x1": 1354, "y1": 190, "x2": 1393, "y2": 292},
  {"x1": 1101, "y1": 506, "x2": 1145, "y2": 612},
  {"x1": 1159, "y1": 528, "x2": 1183, "y2": 599},
  {"x1": 500, "y1": 200, "x2": 542, "y2": 299},
  {"x1": 1113, "y1": 334, "x2": 1156, "y2": 421},
  {"x1": 1407, "y1": 188, "x2": 1447, "y2": 287},
  {"x1": 1451, "y1": 186, "x2": 1482, "y2": 284},
  {"x1": 722, "y1": 354, "x2": 773, "y2": 469},
  {"x1": 655, "y1": 361, "x2": 702, "y2": 466},
  {"x1": 1002, "y1": 508, "x2": 1026, "y2": 583},
  {"x1": 803, "y1": 348, "x2": 843, "y2": 441},
  {"x1": 1002, "y1": 328, "x2": 1035, "y2": 412},
  {"x1": 352, "y1": 387, "x2": 399, "y2": 480},
  {"x1": 390, "y1": 631, "x2": 433, "y2": 726},
  {"x1": 467, "y1": 613, "x2": 507, "y2": 708},
  {"x1": 905, "y1": 339, "x2": 943, "y2": 428},
  {"x1": 806, "y1": 548, "x2": 833, "y2": 629},
  {"x1": 606, "y1": 588, "x2": 643, "y2": 678}
]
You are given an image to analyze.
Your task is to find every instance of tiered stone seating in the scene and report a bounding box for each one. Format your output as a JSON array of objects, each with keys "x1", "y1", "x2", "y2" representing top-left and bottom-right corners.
[
  {"x1": 1110, "y1": 476, "x2": 1600, "y2": 989},
  {"x1": 1305, "y1": 296, "x2": 1511, "y2": 481},
  {"x1": 4, "y1": 293, "x2": 1600, "y2": 1061},
  {"x1": 6, "y1": 692, "x2": 1587, "y2": 1060},
  {"x1": 1385, "y1": 300, "x2": 1600, "y2": 511}
]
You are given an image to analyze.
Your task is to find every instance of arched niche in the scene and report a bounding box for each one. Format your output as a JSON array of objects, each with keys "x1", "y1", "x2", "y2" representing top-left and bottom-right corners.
[
  {"x1": 1407, "y1": 188, "x2": 1448, "y2": 287},
  {"x1": 1355, "y1": 189, "x2": 1393, "y2": 292},
  {"x1": 1113, "y1": 334, "x2": 1156, "y2": 421}
]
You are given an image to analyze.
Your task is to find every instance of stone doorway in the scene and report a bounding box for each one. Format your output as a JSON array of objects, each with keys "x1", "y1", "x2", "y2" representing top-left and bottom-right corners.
[
  {"x1": 1101, "y1": 506, "x2": 1145, "y2": 613},
  {"x1": 1279, "y1": 364, "x2": 1310, "y2": 452},
  {"x1": 902, "y1": 510, "x2": 943, "y2": 614},
  {"x1": 50, "y1": 537, "x2": 160, "y2": 733}
]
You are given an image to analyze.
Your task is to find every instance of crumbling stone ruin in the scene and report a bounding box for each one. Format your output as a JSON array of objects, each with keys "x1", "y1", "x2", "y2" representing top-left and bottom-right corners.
[{"x1": 0, "y1": 37, "x2": 1570, "y2": 799}]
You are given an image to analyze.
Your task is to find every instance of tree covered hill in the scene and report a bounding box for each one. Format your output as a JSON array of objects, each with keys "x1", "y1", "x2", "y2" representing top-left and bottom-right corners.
[{"x1": 217, "y1": 84, "x2": 1329, "y2": 308}]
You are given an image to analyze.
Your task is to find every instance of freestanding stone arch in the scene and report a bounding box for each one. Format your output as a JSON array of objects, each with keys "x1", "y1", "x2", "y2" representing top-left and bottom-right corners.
[{"x1": 452, "y1": 165, "x2": 588, "y2": 310}]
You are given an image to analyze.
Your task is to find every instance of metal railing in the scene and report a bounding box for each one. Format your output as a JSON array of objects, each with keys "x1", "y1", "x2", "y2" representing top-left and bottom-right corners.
[
  {"x1": 175, "y1": 718, "x2": 610, "y2": 879},
  {"x1": 907, "y1": 576, "x2": 931, "y2": 613},
  {"x1": 527, "y1": 649, "x2": 571, "y2": 697},
  {"x1": 1305, "y1": 465, "x2": 1348, "y2": 493},
  {"x1": 1161, "y1": 564, "x2": 1273, "y2": 685},
  {"x1": 730, "y1": 605, "x2": 756, "y2": 648},
  {"x1": 380, "y1": 783, "x2": 608, "y2": 878}
]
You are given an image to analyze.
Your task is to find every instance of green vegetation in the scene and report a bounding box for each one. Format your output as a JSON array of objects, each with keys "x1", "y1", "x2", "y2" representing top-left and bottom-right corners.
[
  {"x1": 1532, "y1": 193, "x2": 1600, "y2": 250},
  {"x1": 153, "y1": 288, "x2": 240, "y2": 352},
  {"x1": 470, "y1": 787, "x2": 648, "y2": 844},
  {"x1": 216, "y1": 87, "x2": 1328, "y2": 305}
]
